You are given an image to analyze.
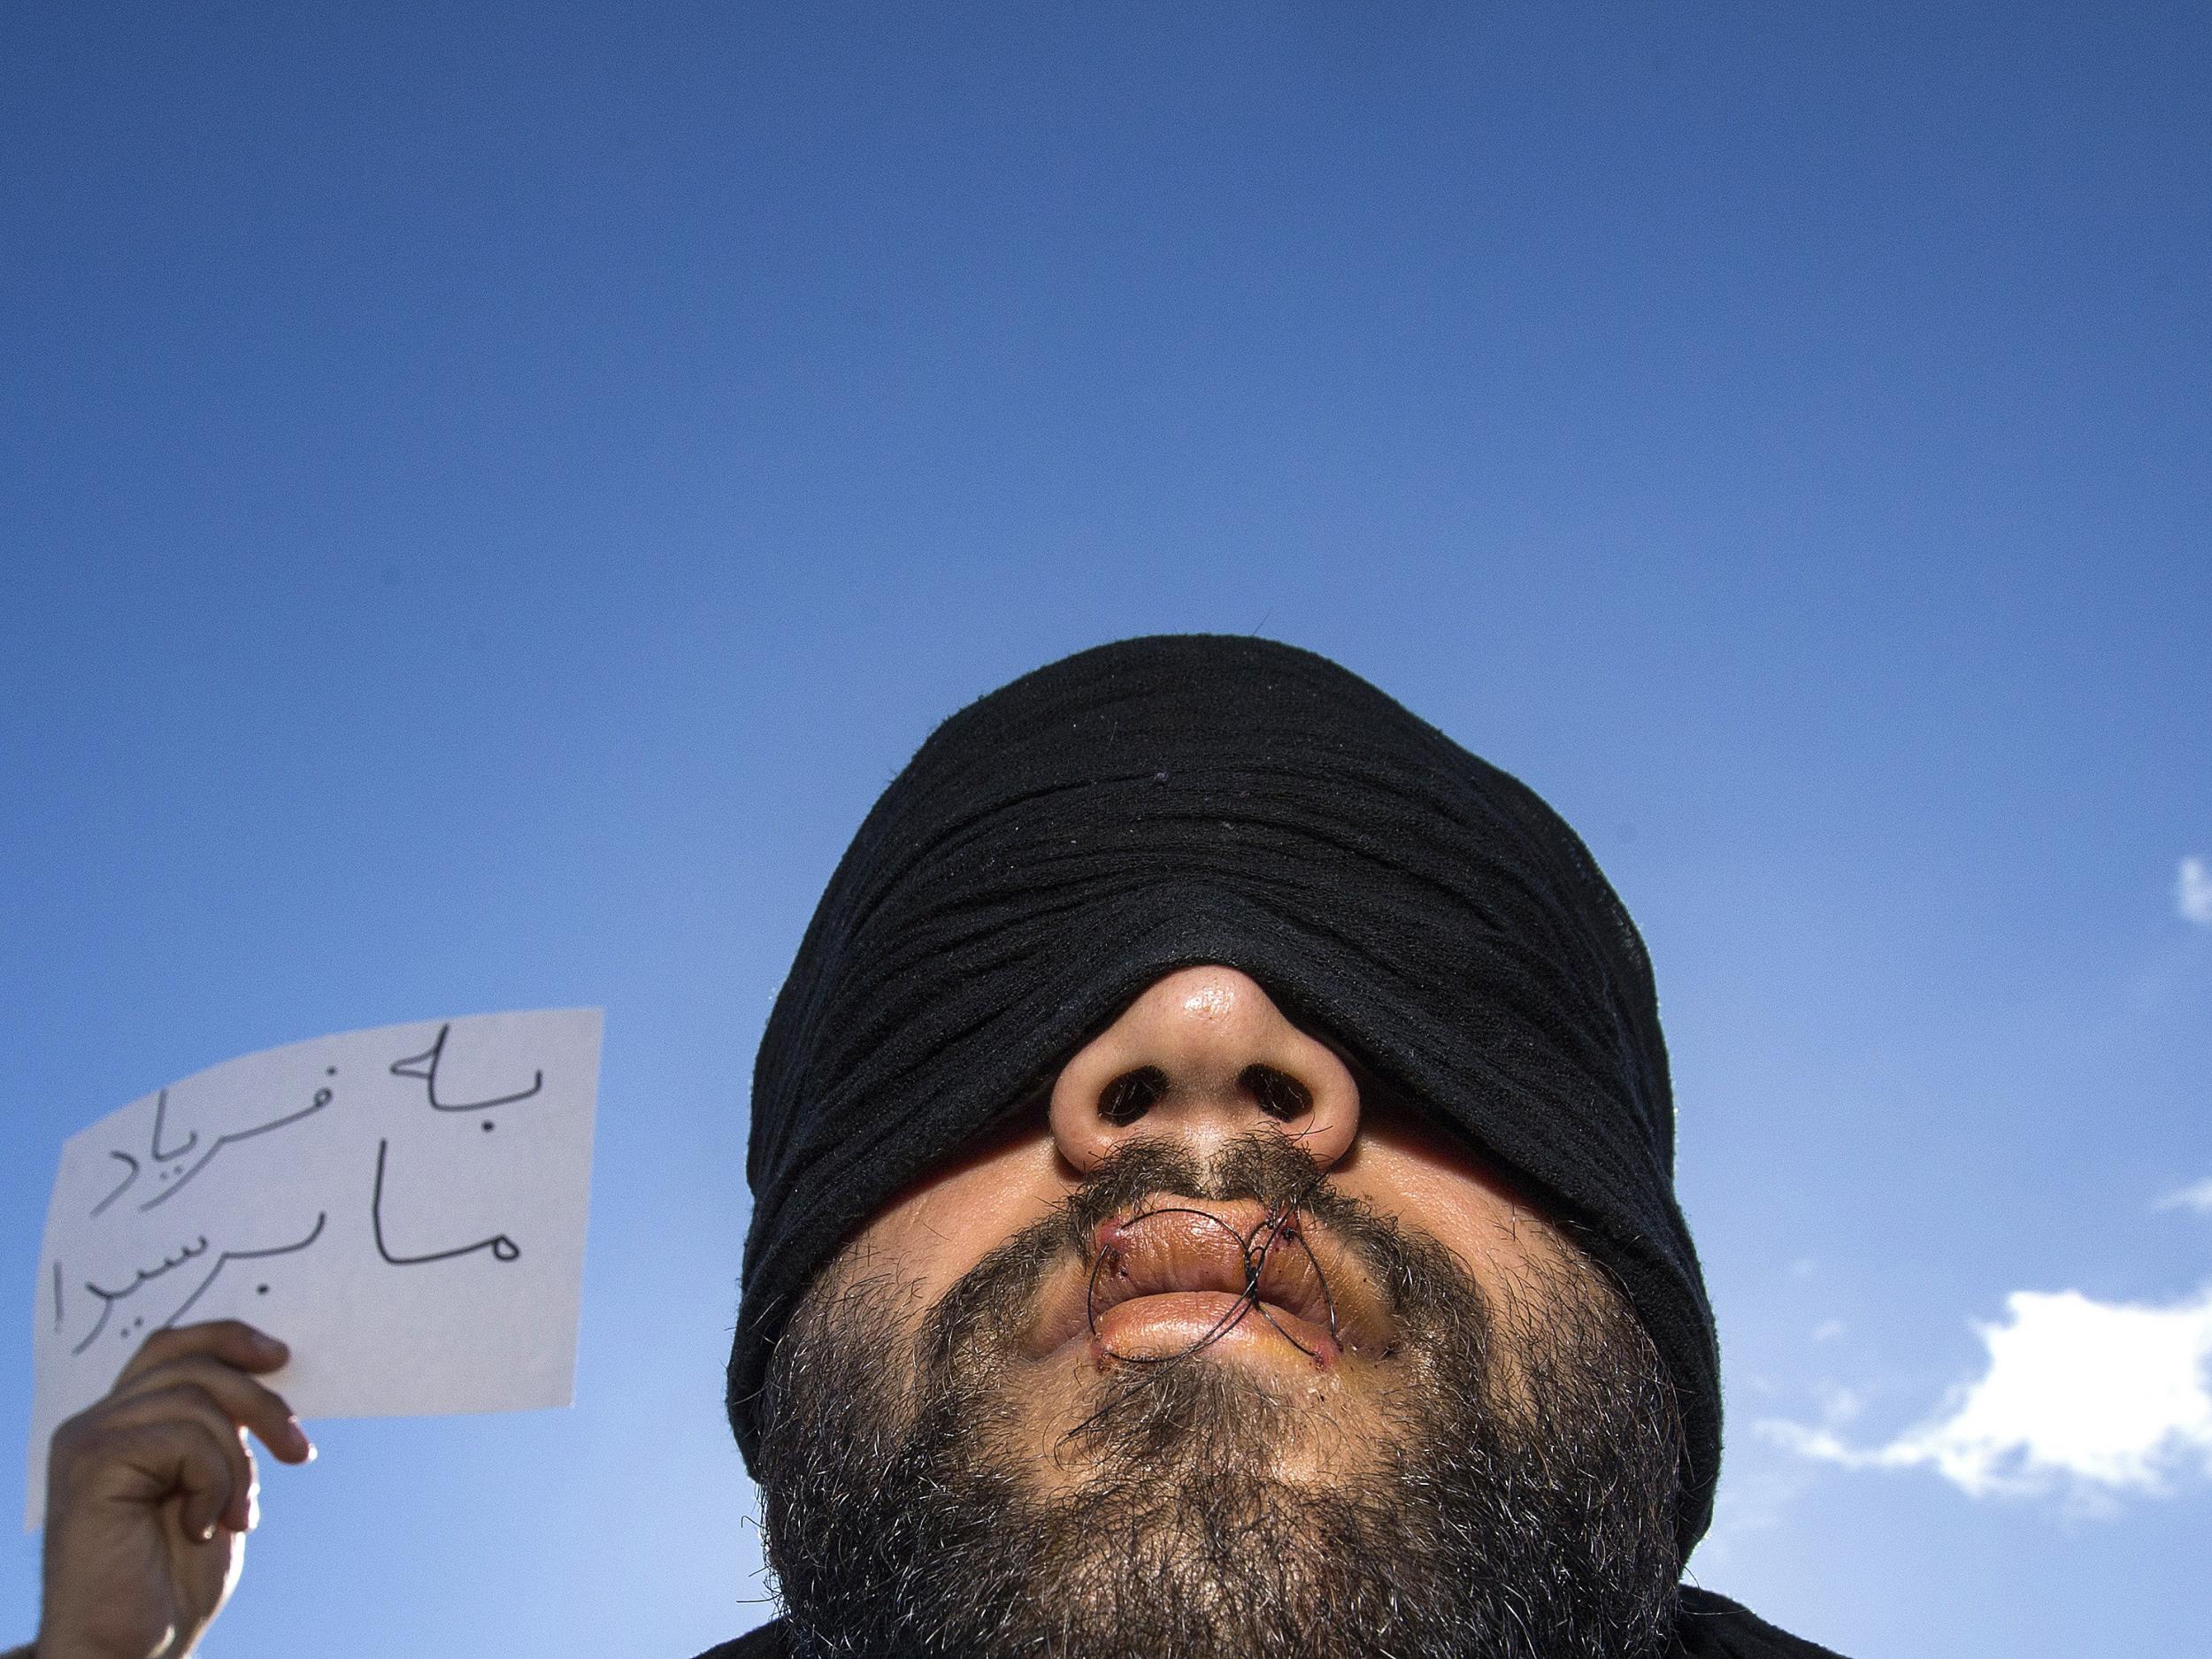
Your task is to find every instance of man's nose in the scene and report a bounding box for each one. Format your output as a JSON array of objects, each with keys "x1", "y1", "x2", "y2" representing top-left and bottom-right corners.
[{"x1": 1047, "y1": 965, "x2": 1362, "y2": 1173}]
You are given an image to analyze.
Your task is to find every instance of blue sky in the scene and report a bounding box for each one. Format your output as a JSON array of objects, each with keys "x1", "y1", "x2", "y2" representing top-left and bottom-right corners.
[{"x1": 4, "y1": 4, "x2": 2208, "y2": 1655}]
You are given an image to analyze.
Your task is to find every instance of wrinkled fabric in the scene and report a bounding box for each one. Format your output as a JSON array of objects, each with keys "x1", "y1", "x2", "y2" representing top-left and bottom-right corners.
[{"x1": 729, "y1": 634, "x2": 1721, "y2": 1551}]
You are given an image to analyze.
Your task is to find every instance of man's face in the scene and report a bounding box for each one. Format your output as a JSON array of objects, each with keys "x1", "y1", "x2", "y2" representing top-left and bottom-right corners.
[{"x1": 756, "y1": 966, "x2": 1686, "y2": 1659}]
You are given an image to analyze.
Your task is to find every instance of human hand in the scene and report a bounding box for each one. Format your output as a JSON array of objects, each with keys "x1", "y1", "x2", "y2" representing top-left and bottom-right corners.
[{"x1": 35, "y1": 1321, "x2": 315, "y2": 1659}]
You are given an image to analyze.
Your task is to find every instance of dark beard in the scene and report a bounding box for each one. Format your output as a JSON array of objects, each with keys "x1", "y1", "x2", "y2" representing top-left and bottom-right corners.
[{"x1": 757, "y1": 1134, "x2": 1686, "y2": 1659}]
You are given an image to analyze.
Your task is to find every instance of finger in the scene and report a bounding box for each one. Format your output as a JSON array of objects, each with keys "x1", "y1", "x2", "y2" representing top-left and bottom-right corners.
[
  {"x1": 57, "y1": 1416, "x2": 245, "y2": 1544},
  {"x1": 114, "y1": 1321, "x2": 289, "y2": 1390},
  {"x1": 64, "y1": 1384, "x2": 259, "y2": 1535},
  {"x1": 108, "y1": 1355, "x2": 314, "y2": 1463}
]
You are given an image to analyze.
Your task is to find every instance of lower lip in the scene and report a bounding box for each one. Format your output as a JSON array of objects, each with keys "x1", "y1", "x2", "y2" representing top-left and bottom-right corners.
[{"x1": 1092, "y1": 1291, "x2": 1338, "y2": 1366}]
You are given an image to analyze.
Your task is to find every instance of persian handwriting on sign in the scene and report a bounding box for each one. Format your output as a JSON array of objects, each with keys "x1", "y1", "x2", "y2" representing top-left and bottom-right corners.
[
  {"x1": 388, "y1": 1022, "x2": 544, "y2": 1113},
  {"x1": 372, "y1": 1140, "x2": 519, "y2": 1265},
  {"x1": 50, "y1": 1026, "x2": 550, "y2": 1361},
  {"x1": 70, "y1": 1215, "x2": 328, "y2": 1356},
  {"x1": 28, "y1": 1009, "x2": 602, "y2": 1531},
  {"x1": 124, "y1": 1082, "x2": 335, "y2": 1215},
  {"x1": 61, "y1": 1068, "x2": 348, "y2": 1357}
]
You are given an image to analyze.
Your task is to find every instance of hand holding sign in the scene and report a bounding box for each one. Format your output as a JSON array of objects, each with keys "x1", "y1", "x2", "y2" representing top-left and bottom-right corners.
[
  {"x1": 25, "y1": 1010, "x2": 601, "y2": 1656},
  {"x1": 37, "y1": 1320, "x2": 311, "y2": 1659},
  {"x1": 27, "y1": 1010, "x2": 603, "y2": 1529}
]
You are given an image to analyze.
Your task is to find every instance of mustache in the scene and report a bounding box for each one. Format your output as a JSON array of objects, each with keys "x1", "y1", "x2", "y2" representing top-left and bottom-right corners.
[
  {"x1": 1052, "y1": 1131, "x2": 1342, "y2": 1258},
  {"x1": 920, "y1": 1130, "x2": 1415, "y2": 1379}
]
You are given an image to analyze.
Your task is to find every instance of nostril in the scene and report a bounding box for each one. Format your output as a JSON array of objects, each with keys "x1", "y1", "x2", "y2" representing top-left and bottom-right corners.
[
  {"x1": 1240, "y1": 1064, "x2": 1312, "y2": 1121},
  {"x1": 1099, "y1": 1065, "x2": 1170, "y2": 1126}
]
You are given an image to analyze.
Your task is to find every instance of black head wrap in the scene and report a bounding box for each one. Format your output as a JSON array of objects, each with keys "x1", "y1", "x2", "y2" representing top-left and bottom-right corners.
[{"x1": 730, "y1": 634, "x2": 1720, "y2": 1553}]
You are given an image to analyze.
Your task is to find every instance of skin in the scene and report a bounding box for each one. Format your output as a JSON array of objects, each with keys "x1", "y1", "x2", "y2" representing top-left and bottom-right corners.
[
  {"x1": 34, "y1": 1320, "x2": 313, "y2": 1659},
  {"x1": 35, "y1": 964, "x2": 1568, "y2": 1653},
  {"x1": 827, "y1": 964, "x2": 1585, "y2": 1492}
]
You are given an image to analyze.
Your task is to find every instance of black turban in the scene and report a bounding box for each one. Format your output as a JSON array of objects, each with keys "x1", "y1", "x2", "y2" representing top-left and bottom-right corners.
[{"x1": 729, "y1": 634, "x2": 1721, "y2": 1553}]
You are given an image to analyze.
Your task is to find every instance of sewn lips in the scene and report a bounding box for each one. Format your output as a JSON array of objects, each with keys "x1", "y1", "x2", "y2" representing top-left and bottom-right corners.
[{"x1": 1025, "y1": 1199, "x2": 1379, "y2": 1368}]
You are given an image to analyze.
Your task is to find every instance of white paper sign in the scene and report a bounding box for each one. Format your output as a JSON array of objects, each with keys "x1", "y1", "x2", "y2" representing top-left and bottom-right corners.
[{"x1": 26, "y1": 1009, "x2": 602, "y2": 1528}]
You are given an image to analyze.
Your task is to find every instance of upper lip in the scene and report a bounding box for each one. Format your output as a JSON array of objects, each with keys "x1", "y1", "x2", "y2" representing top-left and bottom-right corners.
[{"x1": 1023, "y1": 1196, "x2": 1385, "y2": 1361}]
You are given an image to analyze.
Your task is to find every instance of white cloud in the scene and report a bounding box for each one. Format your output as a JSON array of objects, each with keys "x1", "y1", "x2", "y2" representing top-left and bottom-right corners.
[
  {"x1": 2180, "y1": 855, "x2": 2212, "y2": 926},
  {"x1": 1764, "y1": 1286, "x2": 2212, "y2": 1502},
  {"x1": 2156, "y1": 1179, "x2": 2212, "y2": 1217}
]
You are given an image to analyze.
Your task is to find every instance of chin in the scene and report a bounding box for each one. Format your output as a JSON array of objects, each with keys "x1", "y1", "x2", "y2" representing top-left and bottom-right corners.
[
  {"x1": 1014, "y1": 1342, "x2": 1385, "y2": 1500},
  {"x1": 757, "y1": 1186, "x2": 1686, "y2": 1659}
]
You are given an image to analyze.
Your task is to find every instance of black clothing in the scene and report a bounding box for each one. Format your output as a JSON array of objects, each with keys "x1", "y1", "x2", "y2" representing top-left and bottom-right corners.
[
  {"x1": 693, "y1": 1588, "x2": 1849, "y2": 1658},
  {"x1": 732, "y1": 634, "x2": 1719, "y2": 1549},
  {"x1": 1671, "y1": 1587, "x2": 1853, "y2": 1656}
]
